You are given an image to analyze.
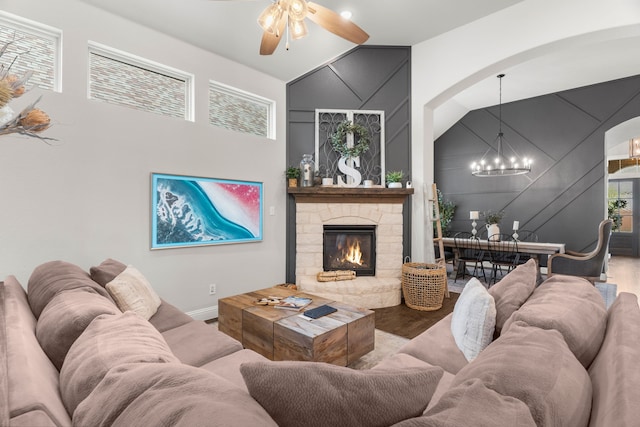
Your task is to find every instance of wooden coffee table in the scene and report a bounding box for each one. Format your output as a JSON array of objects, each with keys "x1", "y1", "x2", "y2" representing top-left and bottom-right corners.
[{"x1": 218, "y1": 287, "x2": 375, "y2": 366}]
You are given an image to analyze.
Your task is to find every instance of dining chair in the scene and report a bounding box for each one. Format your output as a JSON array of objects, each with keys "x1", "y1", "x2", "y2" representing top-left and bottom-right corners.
[
  {"x1": 547, "y1": 219, "x2": 613, "y2": 283},
  {"x1": 487, "y1": 233, "x2": 520, "y2": 286},
  {"x1": 453, "y1": 231, "x2": 486, "y2": 283}
]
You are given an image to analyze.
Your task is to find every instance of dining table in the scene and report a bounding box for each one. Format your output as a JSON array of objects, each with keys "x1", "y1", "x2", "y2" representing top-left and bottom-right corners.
[{"x1": 440, "y1": 237, "x2": 566, "y2": 281}]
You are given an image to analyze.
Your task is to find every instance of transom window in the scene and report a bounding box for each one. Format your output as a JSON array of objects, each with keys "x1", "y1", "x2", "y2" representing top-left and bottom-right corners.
[
  {"x1": 88, "y1": 42, "x2": 194, "y2": 121},
  {"x1": 209, "y1": 81, "x2": 275, "y2": 139},
  {"x1": 0, "y1": 12, "x2": 61, "y2": 91}
]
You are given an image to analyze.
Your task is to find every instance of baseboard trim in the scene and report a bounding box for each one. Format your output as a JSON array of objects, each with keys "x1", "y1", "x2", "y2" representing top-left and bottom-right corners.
[{"x1": 186, "y1": 305, "x2": 218, "y2": 322}]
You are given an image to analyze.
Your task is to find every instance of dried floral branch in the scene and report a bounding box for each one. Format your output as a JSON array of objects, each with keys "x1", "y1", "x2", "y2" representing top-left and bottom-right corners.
[{"x1": 0, "y1": 37, "x2": 53, "y2": 142}]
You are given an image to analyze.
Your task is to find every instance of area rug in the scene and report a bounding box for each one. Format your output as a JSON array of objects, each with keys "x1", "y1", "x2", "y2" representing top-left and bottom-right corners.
[{"x1": 348, "y1": 329, "x2": 410, "y2": 370}]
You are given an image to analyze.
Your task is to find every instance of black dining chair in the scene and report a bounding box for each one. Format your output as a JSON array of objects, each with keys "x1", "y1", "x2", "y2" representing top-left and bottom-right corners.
[
  {"x1": 487, "y1": 233, "x2": 520, "y2": 286},
  {"x1": 453, "y1": 231, "x2": 486, "y2": 283}
]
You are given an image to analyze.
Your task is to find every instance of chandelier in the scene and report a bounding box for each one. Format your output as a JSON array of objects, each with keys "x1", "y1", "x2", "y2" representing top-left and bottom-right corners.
[{"x1": 471, "y1": 74, "x2": 532, "y2": 177}]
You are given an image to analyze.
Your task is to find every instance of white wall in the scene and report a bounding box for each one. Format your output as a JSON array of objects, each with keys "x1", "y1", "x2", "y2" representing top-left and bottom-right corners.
[
  {"x1": 410, "y1": 0, "x2": 640, "y2": 262},
  {"x1": 0, "y1": 0, "x2": 287, "y2": 318}
]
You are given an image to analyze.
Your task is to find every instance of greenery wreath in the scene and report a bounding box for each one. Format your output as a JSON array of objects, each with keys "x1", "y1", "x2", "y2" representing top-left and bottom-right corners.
[{"x1": 331, "y1": 120, "x2": 370, "y2": 158}]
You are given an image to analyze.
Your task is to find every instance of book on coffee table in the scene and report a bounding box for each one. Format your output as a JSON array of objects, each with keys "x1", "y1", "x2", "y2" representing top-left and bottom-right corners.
[{"x1": 274, "y1": 296, "x2": 313, "y2": 311}]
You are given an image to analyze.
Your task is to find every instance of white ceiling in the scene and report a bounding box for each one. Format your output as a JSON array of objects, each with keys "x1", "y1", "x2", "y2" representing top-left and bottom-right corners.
[{"x1": 79, "y1": 0, "x2": 640, "y2": 137}]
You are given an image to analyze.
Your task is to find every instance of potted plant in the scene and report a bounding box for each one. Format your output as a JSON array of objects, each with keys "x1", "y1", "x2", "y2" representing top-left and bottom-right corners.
[
  {"x1": 286, "y1": 166, "x2": 300, "y2": 187},
  {"x1": 482, "y1": 210, "x2": 505, "y2": 240},
  {"x1": 385, "y1": 170, "x2": 404, "y2": 188}
]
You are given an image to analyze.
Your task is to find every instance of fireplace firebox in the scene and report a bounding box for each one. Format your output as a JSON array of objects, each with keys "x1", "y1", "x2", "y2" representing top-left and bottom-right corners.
[{"x1": 323, "y1": 225, "x2": 376, "y2": 276}]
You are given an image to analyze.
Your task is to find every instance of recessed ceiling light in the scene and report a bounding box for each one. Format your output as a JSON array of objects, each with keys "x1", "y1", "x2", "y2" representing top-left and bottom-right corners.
[{"x1": 340, "y1": 11, "x2": 352, "y2": 20}]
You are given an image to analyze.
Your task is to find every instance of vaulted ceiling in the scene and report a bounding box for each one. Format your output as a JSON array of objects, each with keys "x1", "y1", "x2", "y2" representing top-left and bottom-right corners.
[{"x1": 79, "y1": 0, "x2": 640, "y2": 137}]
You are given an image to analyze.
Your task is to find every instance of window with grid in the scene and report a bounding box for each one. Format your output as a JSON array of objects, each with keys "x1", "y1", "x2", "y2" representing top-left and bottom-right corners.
[
  {"x1": 209, "y1": 81, "x2": 274, "y2": 138},
  {"x1": 0, "y1": 12, "x2": 61, "y2": 91},
  {"x1": 88, "y1": 42, "x2": 193, "y2": 121},
  {"x1": 608, "y1": 180, "x2": 633, "y2": 233}
]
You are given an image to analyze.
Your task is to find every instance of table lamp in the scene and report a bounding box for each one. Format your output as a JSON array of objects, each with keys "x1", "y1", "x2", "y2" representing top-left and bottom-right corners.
[{"x1": 512, "y1": 220, "x2": 519, "y2": 241}]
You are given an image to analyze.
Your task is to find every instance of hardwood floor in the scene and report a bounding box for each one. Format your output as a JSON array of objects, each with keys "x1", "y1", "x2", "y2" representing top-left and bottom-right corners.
[
  {"x1": 372, "y1": 293, "x2": 459, "y2": 339},
  {"x1": 607, "y1": 255, "x2": 640, "y2": 297}
]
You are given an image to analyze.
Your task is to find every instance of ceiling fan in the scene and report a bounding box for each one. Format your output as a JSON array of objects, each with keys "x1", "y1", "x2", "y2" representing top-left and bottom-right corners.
[{"x1": 215, "y1": 0, "x2": 369, "y2": 55}]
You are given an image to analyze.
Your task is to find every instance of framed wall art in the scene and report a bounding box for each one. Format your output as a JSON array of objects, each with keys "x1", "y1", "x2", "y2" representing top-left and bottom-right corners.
[{"x1": 151, "y1": 173, "x2": 263, "y2": 249}]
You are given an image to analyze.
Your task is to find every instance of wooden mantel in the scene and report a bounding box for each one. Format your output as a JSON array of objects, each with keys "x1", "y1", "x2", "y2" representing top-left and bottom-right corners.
[{"x1": 287, "y1": 186, "x2": 414, "y2": 204}]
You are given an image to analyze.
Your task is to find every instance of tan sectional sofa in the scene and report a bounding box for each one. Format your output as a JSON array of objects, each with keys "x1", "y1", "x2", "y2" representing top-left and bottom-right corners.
[{"x1": 1, "y1": 258, "x2": 639, "y2": 426}]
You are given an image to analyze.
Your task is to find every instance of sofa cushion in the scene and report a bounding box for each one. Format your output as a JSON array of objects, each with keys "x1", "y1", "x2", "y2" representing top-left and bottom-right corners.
[
  {"x1": 391, "y1": 378, "x2": 536, "y2": 427},
  {"x1": 89, "y1": 258, "x2": 127, "y2": 286},
  {"x1": 3, "y1": 277, "x2": 71, "y2": 427},
  {"x1": 73, "y1": 362, "x2": 278, "y2": 427},
  {"x1": 450, "y1": 278, "x2": 496, "y2": 361},
  {"x1": 588, "y1": 292, "x2": 640, "y2": 427},
  {"x1": 502, "y1": 274, "x2": 607, "y2": 368},
  {"x1": 488, "y1": 258, "x2": 537, "y2": 335},
  {"x1": 148, "y1": 299, "x2": 194, "y2": 332},
  {"x1": 452, "y1": 321, "x2": 592, "y2": 427},
  {"x1": 200, "y1": 349, "x2": 270, "y2": 391},
  {"x1": 396, "y1": 313, "x2": 468, "y2": 374},
  {"x1": 59, "y1": 311, "x2": 180, "y2": 415},
  {"x1": 241, "y1": 360, "x2": 443, "y2": 427},
  {"x1": 105, "y1": 265, "x2": 161, "y2": 320},
  {"x1": 161, "y1": 320, "x2": 243, "y2": 366},
  {"x1": 36, "y1": 288, "x2": 120, "y2": 370},
  {"x1": 27, "y1": 260, "x2": 112, "y2": 318}
]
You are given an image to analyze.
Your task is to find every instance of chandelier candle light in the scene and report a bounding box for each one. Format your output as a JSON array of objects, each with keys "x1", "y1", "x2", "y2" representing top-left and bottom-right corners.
[{"x1": 471, "y1": 74, "x2": 532, "y2": 177}]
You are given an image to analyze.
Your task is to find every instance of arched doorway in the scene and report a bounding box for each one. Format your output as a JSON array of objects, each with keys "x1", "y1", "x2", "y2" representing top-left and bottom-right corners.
[{"x1": 606, "y1": 117, "x2": 640, "y2": 257}]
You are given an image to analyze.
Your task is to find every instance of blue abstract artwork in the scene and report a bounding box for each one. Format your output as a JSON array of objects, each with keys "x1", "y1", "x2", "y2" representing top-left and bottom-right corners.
[{"x1": 151, "y1": 173, "x2": 263, "y2": 249}]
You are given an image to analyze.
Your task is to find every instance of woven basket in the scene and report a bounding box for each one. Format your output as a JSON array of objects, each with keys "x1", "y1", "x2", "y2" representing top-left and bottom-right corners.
[{"x1": 402, "y1": 262, "x2": 447, "y2": 311}]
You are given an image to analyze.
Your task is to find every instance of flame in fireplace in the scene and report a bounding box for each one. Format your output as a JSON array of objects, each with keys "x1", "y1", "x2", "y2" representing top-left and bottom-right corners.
[{"x1": 343, "y1": 240, "x2": 363, "y2": 265}]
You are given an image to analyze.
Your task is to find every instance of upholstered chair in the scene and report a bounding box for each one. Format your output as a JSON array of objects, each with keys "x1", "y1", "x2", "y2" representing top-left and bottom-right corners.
[{"x1": 547, "y1": 219, "x2": 613, "y2": 283}]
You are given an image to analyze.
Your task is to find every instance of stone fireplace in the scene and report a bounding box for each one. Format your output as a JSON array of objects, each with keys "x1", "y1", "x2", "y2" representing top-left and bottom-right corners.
[{"x1": 289, "y1": 187, "x2": 413, "y2": 309}]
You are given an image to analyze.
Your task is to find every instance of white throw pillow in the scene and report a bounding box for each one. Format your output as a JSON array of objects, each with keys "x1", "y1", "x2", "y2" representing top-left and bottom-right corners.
[
  {"x1": 450, "y1": 278, "x2": 496, "y2": 361},
  {"x1": 105, "y1": 265, "x2": 161, "y2": 320}
]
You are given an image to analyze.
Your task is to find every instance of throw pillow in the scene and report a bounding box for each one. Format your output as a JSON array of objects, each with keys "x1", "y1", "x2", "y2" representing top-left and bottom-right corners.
[
  {"x1": 36, "y1": 288, "x2": 120, "y2": 370},
  {"x1": 73, "y1": 363, "x2": 277, "y2": 427},
  {"x1": 502, "y1": 274, "x2": 607, "y2": 368},
  {"x1": 488, "y1": 258, "x2": 537, "y2": 336},
  {"x1": 59, "y1": 311, "x2": 180, "y2": 415},
  {"x1": 451, "y1": 321, "x2": 592, "y2": 427},
  {"x1": 240, "y1": 360, "x2": 444, "y2": 427},
  {"x1": 105, "y1": 265, "x2": 161, "y2": 319},
  {"x1": 450, "y1": 278, "x2": 496, "y2": 361},
  {"x1": 89, "y1": 258, "x2": 127, "y2": 287}
]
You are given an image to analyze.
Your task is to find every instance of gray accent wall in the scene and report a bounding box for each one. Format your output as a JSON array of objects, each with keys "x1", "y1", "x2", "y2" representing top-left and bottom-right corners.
[
  {"x1": 435, "y1": 74, "x2": 640, "y2": 259},
  {"x1": 286, "y1": 46, "x2": 411, "y2": 282}
]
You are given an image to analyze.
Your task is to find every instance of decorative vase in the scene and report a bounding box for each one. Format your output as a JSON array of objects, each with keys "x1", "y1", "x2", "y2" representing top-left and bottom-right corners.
[
  {"x1": 388, "y1": 182, "x2": 402, "y2": 188},
  {"x1": 486, "y1": 223, "x2": 500, "y2": 240},
  {"x1": 299, "y1": 154, "x2": 315, "y2": 187}
]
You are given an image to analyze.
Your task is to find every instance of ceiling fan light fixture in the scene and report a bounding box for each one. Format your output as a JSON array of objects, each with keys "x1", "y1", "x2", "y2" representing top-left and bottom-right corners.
[
  {"x1": 340, "y1": 10, "x2": 352, "y2": 20},
  {"x1": 288, "y1": 0, "x2": 308, "y2": 21},
  {"x1": 289, "y1": 17, "x2": 308, "y2": 39},
  {"x1": 258, "y1": 2, "x2": 284, "y2": 34}
]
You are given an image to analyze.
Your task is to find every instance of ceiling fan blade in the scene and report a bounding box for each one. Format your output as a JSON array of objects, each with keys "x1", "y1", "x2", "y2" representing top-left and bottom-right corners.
[
  {"x1": 259, "y1": 12, "x2": 287, "y2": 55},
  {"x1": 306, "y1": 2, "x2": 369, "y2": 45}
]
